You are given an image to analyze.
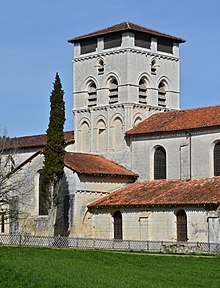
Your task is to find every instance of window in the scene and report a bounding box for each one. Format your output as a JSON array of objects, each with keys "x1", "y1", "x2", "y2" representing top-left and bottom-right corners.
[
  {"x1": 1, "y1": 212, "x2": 5, "y2": 233},
  {"x1": 139, "y1": 78, "x2": 147, "y2": 104},
  {"x1": 135, "y1": 32, "x2": 151, "y2": 49},
  {"x1": 177, "y1": 210, "x2": 188, "y2": 242},
  {"x1": 114, "y1": 211, "x2": 122, "y2": 240},
  {"x1": 80, "y1": 121, "x2": 90, "y2": 152},
  {"x1": 80, "y1": 38, "x2": 97, "y2": 54},
  {"x1": 104, "y1": 33, "x2": 122, "y2": 49},
  {"x1": 214, "y1": 142, "x2": 220, "y2": 176},
  {"x1": 97, "y1": 59, "x2": 104, "y2": 75},
  {"x1": 88, "y1": 81, "x2": 97, "y2": 107},
  {"x1": 157, "y1": 38, "x2": 173, "y2": 54},
  {"x1": 112, "y1": 117, "x2": 124, "y2": 150},
  {"x1": 154, "y1": 146, "x2": 166, "y2": 179},
  {"x1": 109, "y1": 78, "x2": 118, "y2": 104},
  {"x1": 97, "y1": 120, "x2": 107, "y2": 152},
  {"x1": 158, "y1": 81, "x2": 166, "y2": 107},
  {"x1": 39, "y1": 172, "x2": 48, "y2": 216},
  {"x1": 151, "y1": 59, "x2": 157, "y2": 75}
]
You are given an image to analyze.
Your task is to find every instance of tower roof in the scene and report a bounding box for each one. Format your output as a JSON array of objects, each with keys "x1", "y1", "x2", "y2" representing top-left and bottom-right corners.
[{"x1": 68, "y1": 21, "x2": 186, "y2": 44}]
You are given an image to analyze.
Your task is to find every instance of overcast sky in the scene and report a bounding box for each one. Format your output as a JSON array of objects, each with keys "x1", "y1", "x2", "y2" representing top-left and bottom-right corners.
[{"x1": 1, "y1": 0, "x2": 219, "y2": 137}]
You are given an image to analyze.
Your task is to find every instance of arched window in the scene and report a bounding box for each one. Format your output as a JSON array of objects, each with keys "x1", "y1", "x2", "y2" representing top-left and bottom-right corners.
[
  {"x1": 97, "y1": 120, "x2": 107, "y2": 152},
  {"x1": 154, "y1": 146, "x2": 166, "y2": 179},
  {"x1": 109, "y1": 78, "x2": 118, "y2": 104},
  {"x1": 80, "y1": 121, "x2": 90, "y2": 152},
  {"x1": 158, "y1": 81, "x2": 166, "y2": 107},
  {"x1": 139, "y1": 78, "x2": 147, "y2": 104},
  {"x1": 214, "y1": 142, "x2": 220, "y2": 176},
  {"x1": 88, "y1": 81, "x2": 97, "y2": 107},
  {"x1": 39, "y1": 172, "x2": 48, "y2": 216},
  {"x1": 177, "y1": 210, "x2": 188, "y2": 242},
  {"x1": 113, "y1": 117, "x2": 124, "y2": 150},
  {"x1": 114, "y1": 211, "x2": 122, "y2": 240}
]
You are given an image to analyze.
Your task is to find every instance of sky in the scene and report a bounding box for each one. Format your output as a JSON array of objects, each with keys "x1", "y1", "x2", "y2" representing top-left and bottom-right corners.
[{"x1": 0, "y1": 0, "x2": 220, "y2": 137}]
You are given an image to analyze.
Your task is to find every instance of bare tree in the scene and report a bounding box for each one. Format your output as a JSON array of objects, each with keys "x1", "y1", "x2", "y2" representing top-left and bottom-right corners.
[{"x1": 0, "y1": 134, "x2": 33, "y2": 234}]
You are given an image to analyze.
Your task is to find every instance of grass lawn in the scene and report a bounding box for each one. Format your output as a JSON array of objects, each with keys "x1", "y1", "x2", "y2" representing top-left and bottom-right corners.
[{"x1": 0, "y1": 247, "x2": 219, "y2": 288}]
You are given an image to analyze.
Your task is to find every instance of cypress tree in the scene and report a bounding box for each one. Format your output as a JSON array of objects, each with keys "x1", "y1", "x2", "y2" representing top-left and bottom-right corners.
[{"x1": 41, "y1": 73, "x2": 65, "y2": 236}]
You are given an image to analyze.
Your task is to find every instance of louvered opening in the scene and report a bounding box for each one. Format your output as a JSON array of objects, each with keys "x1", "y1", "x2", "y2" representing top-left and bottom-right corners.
[
  {"x1": 158, "y1": 81, "x2": 166, "y2": 107},
  {"x1": 157, "y1": 37, "x2": 173, "y2": 54},
  {"x1": 139, "y1": 79, "x2": 147, "y2": 104},
  {"x1": 109, "y1": 78, "x2": 118, "y2": 104},
  {"x1": 88, "y1": 82, "x2": 97, "y2": 107},
  {"x1": 214, "y1": 143, "x2": 220, "y2": 176},
  {"x1": 80, "y1": 38, "x2": 97, "y2": 54},
  {"x1": 114, "y1": 211, "x2": 122, "y2": 240},
  {"x1": 135, "y1": 32, "x2": 151, "y2": 49},
  {"x1": 104, "y1": 33, "x2": 122, "y2": 49},
  {"x1": 154, "y1": 146, "x2": 166, "y2": 179},
  {"x1": 177, "y1": 210, "x2": 187, "y2": 242}
]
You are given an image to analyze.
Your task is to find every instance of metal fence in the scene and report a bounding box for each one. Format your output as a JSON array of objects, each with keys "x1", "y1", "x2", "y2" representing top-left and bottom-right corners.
[{"x1": 0, "y1": 234, "x2": 219, "y2": 254}]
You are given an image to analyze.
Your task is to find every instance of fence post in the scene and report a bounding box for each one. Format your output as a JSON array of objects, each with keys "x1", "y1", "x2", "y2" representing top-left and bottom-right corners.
[{"x1": 19, "y1": 234, "x2": 22, "y2": 246}]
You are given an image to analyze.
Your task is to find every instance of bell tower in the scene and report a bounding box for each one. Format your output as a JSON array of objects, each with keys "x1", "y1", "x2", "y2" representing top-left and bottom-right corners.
[{"x1": 68, "y1": 22, "x2": 185, "y2": 162}]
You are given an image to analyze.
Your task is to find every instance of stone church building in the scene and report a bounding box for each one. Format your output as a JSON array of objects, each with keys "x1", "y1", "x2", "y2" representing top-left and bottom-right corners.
[{"x1": 1, "y1": 22, "x2": 220, "y2": 243}]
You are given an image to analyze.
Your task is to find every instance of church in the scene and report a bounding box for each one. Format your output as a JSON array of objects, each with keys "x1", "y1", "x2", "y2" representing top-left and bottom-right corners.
[{"x1": 1, "y1": 22, "x2": 220, "y2": 244}]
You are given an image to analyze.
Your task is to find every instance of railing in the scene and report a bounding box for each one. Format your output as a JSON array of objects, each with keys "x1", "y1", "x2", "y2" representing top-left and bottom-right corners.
[{"x1": 0, "y1": 234, "x2": 219, "y2": 254}]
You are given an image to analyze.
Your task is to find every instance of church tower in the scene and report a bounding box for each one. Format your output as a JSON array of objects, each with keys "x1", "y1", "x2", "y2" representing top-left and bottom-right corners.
[{"x1": 68, "y1": 22, "x2": 185, "y2": 163}]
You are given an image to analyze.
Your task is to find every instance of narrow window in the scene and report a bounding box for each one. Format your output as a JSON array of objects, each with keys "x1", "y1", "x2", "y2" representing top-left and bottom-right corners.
[
  {"x1": 88, "y1": 81, "x2": 97, "y2": 107},
  {"x1": 39, "y1": 172, "x2": 48, "y2": 216},
  {"x1": 154, "y1": 146, "x2": 166, "y2": 179},
  {"x1": 158, "y1": 81, "x2": 166, "y2": 107},
  {"x1": 1, "y1": 212, "x2": 5, "y2": 233},
  {"x1": 214, "y1": 142, "x2": 220, "y2": 176},
  {"x1": 151, "y1": 59, "x2": 157, "y2": 75},
  {"x1": 114, "y1": 211, "x2": 122, "y2": 240},
  {"x1": 97, "y1": 59, "x2": 104, "y2": 75},
  {"x1": 109, "y1": 78, "x2": 118, "y2": 104},
  {"x1": 139, "y1": 78, "x2": 147, "y2": 104},
  {"x1": 81, "y1": 121, "x2": 90, "y2": 152},
  {"x1": 177, "y1": 210, "x2": 188, "y2": 242}
]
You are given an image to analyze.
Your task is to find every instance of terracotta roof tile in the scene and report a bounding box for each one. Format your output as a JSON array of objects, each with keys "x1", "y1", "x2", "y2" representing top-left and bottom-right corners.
[
  {"x1": 64, "y1": 152, "x2": 138, "y2": 177},
  {"x1": 1, "y1": 131, "x2": 74, "y2": 150},
  {"x1": 68, "y1": 21, "x2": 185, "y2": 43},
  {"x1": 88, "y1": 177, "x2": 220, "y2": 208},
  {"x1": 126, "y1": 105, "x2": 220, "y2": 135}
]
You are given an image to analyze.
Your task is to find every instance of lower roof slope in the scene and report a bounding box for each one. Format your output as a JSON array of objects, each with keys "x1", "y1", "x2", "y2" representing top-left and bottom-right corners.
[
  {"x1": 64, "y1": 152, "x2": 138, "y2": 177},
  {"x1": 11, "y1": 150, "x2": 138, "y2": 179},
  {"x1": 88, "y1": 177, "x2": 220, "y2": 208},
  {"x1": 126, "y1": 105, "x2": 220, "y2": 135},
  {"x1": 1, "y1": 131, "x2": 74, "y2": 150}
]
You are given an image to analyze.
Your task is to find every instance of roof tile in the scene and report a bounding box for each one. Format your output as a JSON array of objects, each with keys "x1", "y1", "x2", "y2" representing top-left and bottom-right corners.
[
  {"x1": 1, "y1": 131, "x2": 74, "y2": 150},
  {"x1": 88, "y1": 177, "x2": 220, "y2": 208},
  {"x1": 127, "y1": 106, "x2": 220, "y2": 135},
  {"x1": 64, "y1": 152, "x2": 138, "y2": 177},
  {"x1": 68, "y1": 21, "x2": 185, "y2": 43}
]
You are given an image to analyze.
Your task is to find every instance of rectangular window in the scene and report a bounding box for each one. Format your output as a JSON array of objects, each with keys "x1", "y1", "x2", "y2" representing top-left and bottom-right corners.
[
  {"x1": 135, "y1": 32, "x2": 151, "y2": 49},
  {"x1": 104, "y1": 33, "x2": 122, "y2": 49},
  {"x1": 157, "y1": 38, "x2": 173, "y2": 54},
  {"x1": 80, "y1": 38, "x2": 97, "y2": 54}
]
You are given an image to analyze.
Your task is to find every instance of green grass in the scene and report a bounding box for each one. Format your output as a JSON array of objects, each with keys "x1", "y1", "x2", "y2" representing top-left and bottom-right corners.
[{"x1": 0, "y1": 247, "x2": 220, "y2": 288}]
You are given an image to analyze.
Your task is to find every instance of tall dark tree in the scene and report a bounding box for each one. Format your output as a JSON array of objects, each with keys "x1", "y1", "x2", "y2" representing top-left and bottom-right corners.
[{"x1": 41, "y1": 73, "x2": 65, "y2": 236}]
